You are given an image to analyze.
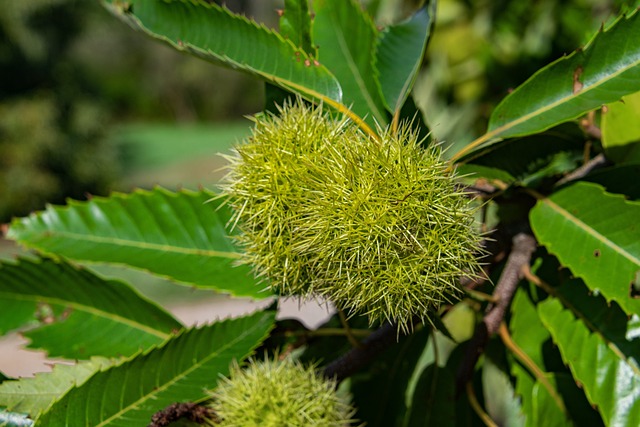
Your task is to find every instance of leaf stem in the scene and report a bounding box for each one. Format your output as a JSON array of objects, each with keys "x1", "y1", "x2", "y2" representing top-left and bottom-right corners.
[
  {"x1": 450, "y1": 129, "x2": 502, "y2": 164},
  {"x1": 323, "y1": 322, "x2": 401, "y2": 382},
  {"x1": 455, "y1": 233, "x2": 537, "y2": 395},
  {"x1": 498, "y1": 322, "x2": 567, "y2": 414},
  {"x1": 284, "y1": 328, "x2": 372, "y2": 338},
  {"x1": 321, "y1": 97, "x2": 381, "y2": 142},
  {"x1": 465, "y1": 382, "x2": 498, "y2": 427}
]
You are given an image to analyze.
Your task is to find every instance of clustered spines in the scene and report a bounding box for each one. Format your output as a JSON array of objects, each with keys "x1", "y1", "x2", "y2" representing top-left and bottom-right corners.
[
  {"x1": 210, "y1": 357, "x2": 357, "y2": 427},
  {"x1": 220, "y1": 101, "x2": 484, "y2": 331}
]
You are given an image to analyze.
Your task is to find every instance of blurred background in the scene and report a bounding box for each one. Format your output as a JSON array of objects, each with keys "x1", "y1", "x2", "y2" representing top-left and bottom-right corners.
[{"x1": 1, "y1": 0, "x2": 638, "y2": 376}]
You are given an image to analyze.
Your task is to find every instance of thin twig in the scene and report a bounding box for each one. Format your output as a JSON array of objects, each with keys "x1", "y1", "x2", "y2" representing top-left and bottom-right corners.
[
  {"x1": 284, "y1": 328, "x2": 372, "y2": 339},
  {"x1": 555, "y1": 153, "x2": 610, "y2": 186},
  {"x1": 466, "y1": 382, "x2": 498, "y2": 427},
  {"x1": 498, "y1": 322, "x2": 566, "y2": 414},
  {"x1": 455, "y1": 233, "x2": 537, "y2": 395},
  {"x1": 322, "y1": 322, "x2": 401, "y2": 383}
]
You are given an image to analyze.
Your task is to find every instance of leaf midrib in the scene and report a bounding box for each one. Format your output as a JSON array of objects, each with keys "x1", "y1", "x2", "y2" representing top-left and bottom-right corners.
[
  {"x1": 541, "y1": 197, "x2": 639, "y2": 266},
  {"x1": 323, "y1": 4, "x2": 385, "y2": 124},
  {"x1": 96, "y1": 315, "x2": 271, "y2": 426},
  {"x1": 28, "y1": 230, "x2": 243, "y2": 259},
  {"x1": 0, "y1": 291, "x2": 171, "y2": 340},
  {"x1": 490, "y1": 43, "x2": 640, "y2": 137}
]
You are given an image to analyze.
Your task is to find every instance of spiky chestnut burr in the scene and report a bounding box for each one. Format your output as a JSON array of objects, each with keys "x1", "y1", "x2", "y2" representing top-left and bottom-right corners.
[
  {"x1": 209, "y1": 357, "x2": 357, "y2": 427},
  {"x1": 220, "y1": 101, "x2": 483, "y2": 331}
]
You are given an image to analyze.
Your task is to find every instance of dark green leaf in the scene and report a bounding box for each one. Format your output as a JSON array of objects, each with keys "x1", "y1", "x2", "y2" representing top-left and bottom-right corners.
[
  {"x1": 407, "y1": 364, "x2": 456, "y2": 426},
  {"x1": 0, "y1": 257, "x2": 180, "y2": 359},
  {"x1": 485, "y1": 10, "x2": 640, "y2": 143},
  {"x1": 0, "y1": 299, "x2": 33, "y2": 336},
  {"x1": 530, "y1": 182, "x2": 640, "y2": 315},
  {"x1": 398, "y1": 95, "x2": 431, "y2": 146},
  {"x1": 350, "y1": 327, "x2": 431, "y2": 427},
  {"x1": 458, "y1": 123, "x2": 584, "y2": 186},
  {"x1": 312, "y1": 0, "x2": 388, "y2": 125},
  {"x1": 280, "y1": 0, "x2": 314, "y2": 55},
  {"x1": 538, "y1": 284, "x2": 640, "y2": 426},
  {"x1": 377, "y1": 4, "x2": 435, "y2": 114},
  {"x1": 298, "y1": 313, "x2": 371, "y2": 366},
  {"x1": 36, "y1": 311, "x2": 275, "y2": 426},
  {"x1": 103, "y1": 0, "x2": 342, "y2": 103},
  {"x1": 0, "y1": 358, "x2": 112, "y2": 418},
  {"x1": 7, "y1": 188, "x2": 266, "y2": 298},
  {"x1": 581, "y1": 164, "x2": 640, "y2": 200}
]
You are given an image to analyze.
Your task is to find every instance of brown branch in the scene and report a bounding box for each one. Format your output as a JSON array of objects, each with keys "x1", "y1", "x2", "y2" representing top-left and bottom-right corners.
[
  {"x1": 322, "y1": 321, "x2": 402, "y2": 383},
  {"x1": 455, "y1": 232, "x2": 537, "y2": 395},
  {"x1": 555, "y1": 153, "x2": 611, "y2": 186},
  {"x1": 148, "y1": 402, "x2": 217, "y2": 427}
]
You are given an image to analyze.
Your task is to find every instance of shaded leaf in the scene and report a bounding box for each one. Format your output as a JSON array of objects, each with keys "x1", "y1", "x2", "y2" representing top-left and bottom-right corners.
[
  {"x1": 313, "y1": 0, "x2": 387, "y2": 125},
  {"x1": 7, "y1": 188, "x2": 266, "y2": 298},
  {"x1": 398, "y1": 95, "x2": 431, "y2": 146},
  {"x1": 36, "y1": 311, "x2": 276, "y2": 426},
  {"x1": 298, "y1": 313, "x2": 371, "y2": 366},
  {"x1": 601, "y1": 90, "x2": 640, "y2": 163},
  {"x1": 538, "y1": 285, "x2": 640, "y2": 426},
  {"x1": 484, "y1": 10, "x2": 640, "y2": 145},
  {"x1": 377, "y1": 4, "x2": 435, "y2": 114},
  {"x1": 458, "y1": 123, "x2": 584, "y2": 186},
  {"x1": 0, "y1": 358, "x2": 112, "y2": 417},
  {"x1": 530, "y1": 182, "x2": 640, "y2": 315},
  {"x1": 349, "y1": 327, "x2": 431, "y2": 427},
  {"x1": 0, "y1": 299, "x2": 33, "y2": 337},
  {"x1": 582, "y1": 164, "x2": 640, "y2": 200},
  {"x1": 102, "y1": 0, "x2": 342, "y2": 103},
  {"x1": 407, "y1": 364, "x2": 456, "y2": 426},
  {"x1": 0, "y1": 257, "x2": 180, "y2": 359}
]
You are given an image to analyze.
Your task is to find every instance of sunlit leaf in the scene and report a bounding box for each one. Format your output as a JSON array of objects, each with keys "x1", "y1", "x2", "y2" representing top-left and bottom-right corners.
[
  {"x1": 102, "y1": 0, "x2": 342, "y2": 103},
  {"x1": 36, "y1": 311, "x2": 275, "y2": 426},
  {"x1": 0, "y1": 358, "x2": 112, "y2": 418},
  {"x1": 280, "y1": 0, "x2": 314, "y2": 55},
  {"x1": 478, "y1": 10, "x2": 640, "y2": 149},
  {"x1": 530, "y1": 182, "x2": 640, "y2": 315},
  {"x1": 0, "y1": 257, "x2": 180, "y2": 359},
  {"x1": 601, "y1": 90, "x2": 640, "y2": 163},
  {"x1": 508, "y1": 287, "x2": 595, "y2": 427},
  {"x1": 7, "y1": 188, "x2": 267, "y2": 298},
  {"x1": 538, "y1": 283, "x2": 640, "y2": 426},
  {"x1": 377, "y1": 4, "x2": 435, "y2": 114}
]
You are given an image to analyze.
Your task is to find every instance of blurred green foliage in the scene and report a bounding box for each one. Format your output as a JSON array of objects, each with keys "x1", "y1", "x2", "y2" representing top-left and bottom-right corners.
[
  {"x1": 411, "y1": 0, "x2": 640, "y2": 152},
  {"x1": 2, "y1": 0, "x2": 638, "y2": 222},
  {"x1": 0, "y1": 0, "x2": 117, "y2": 222},
  {"x1": 0, "y1": 0, "x2": 264, "y2": 223}
]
